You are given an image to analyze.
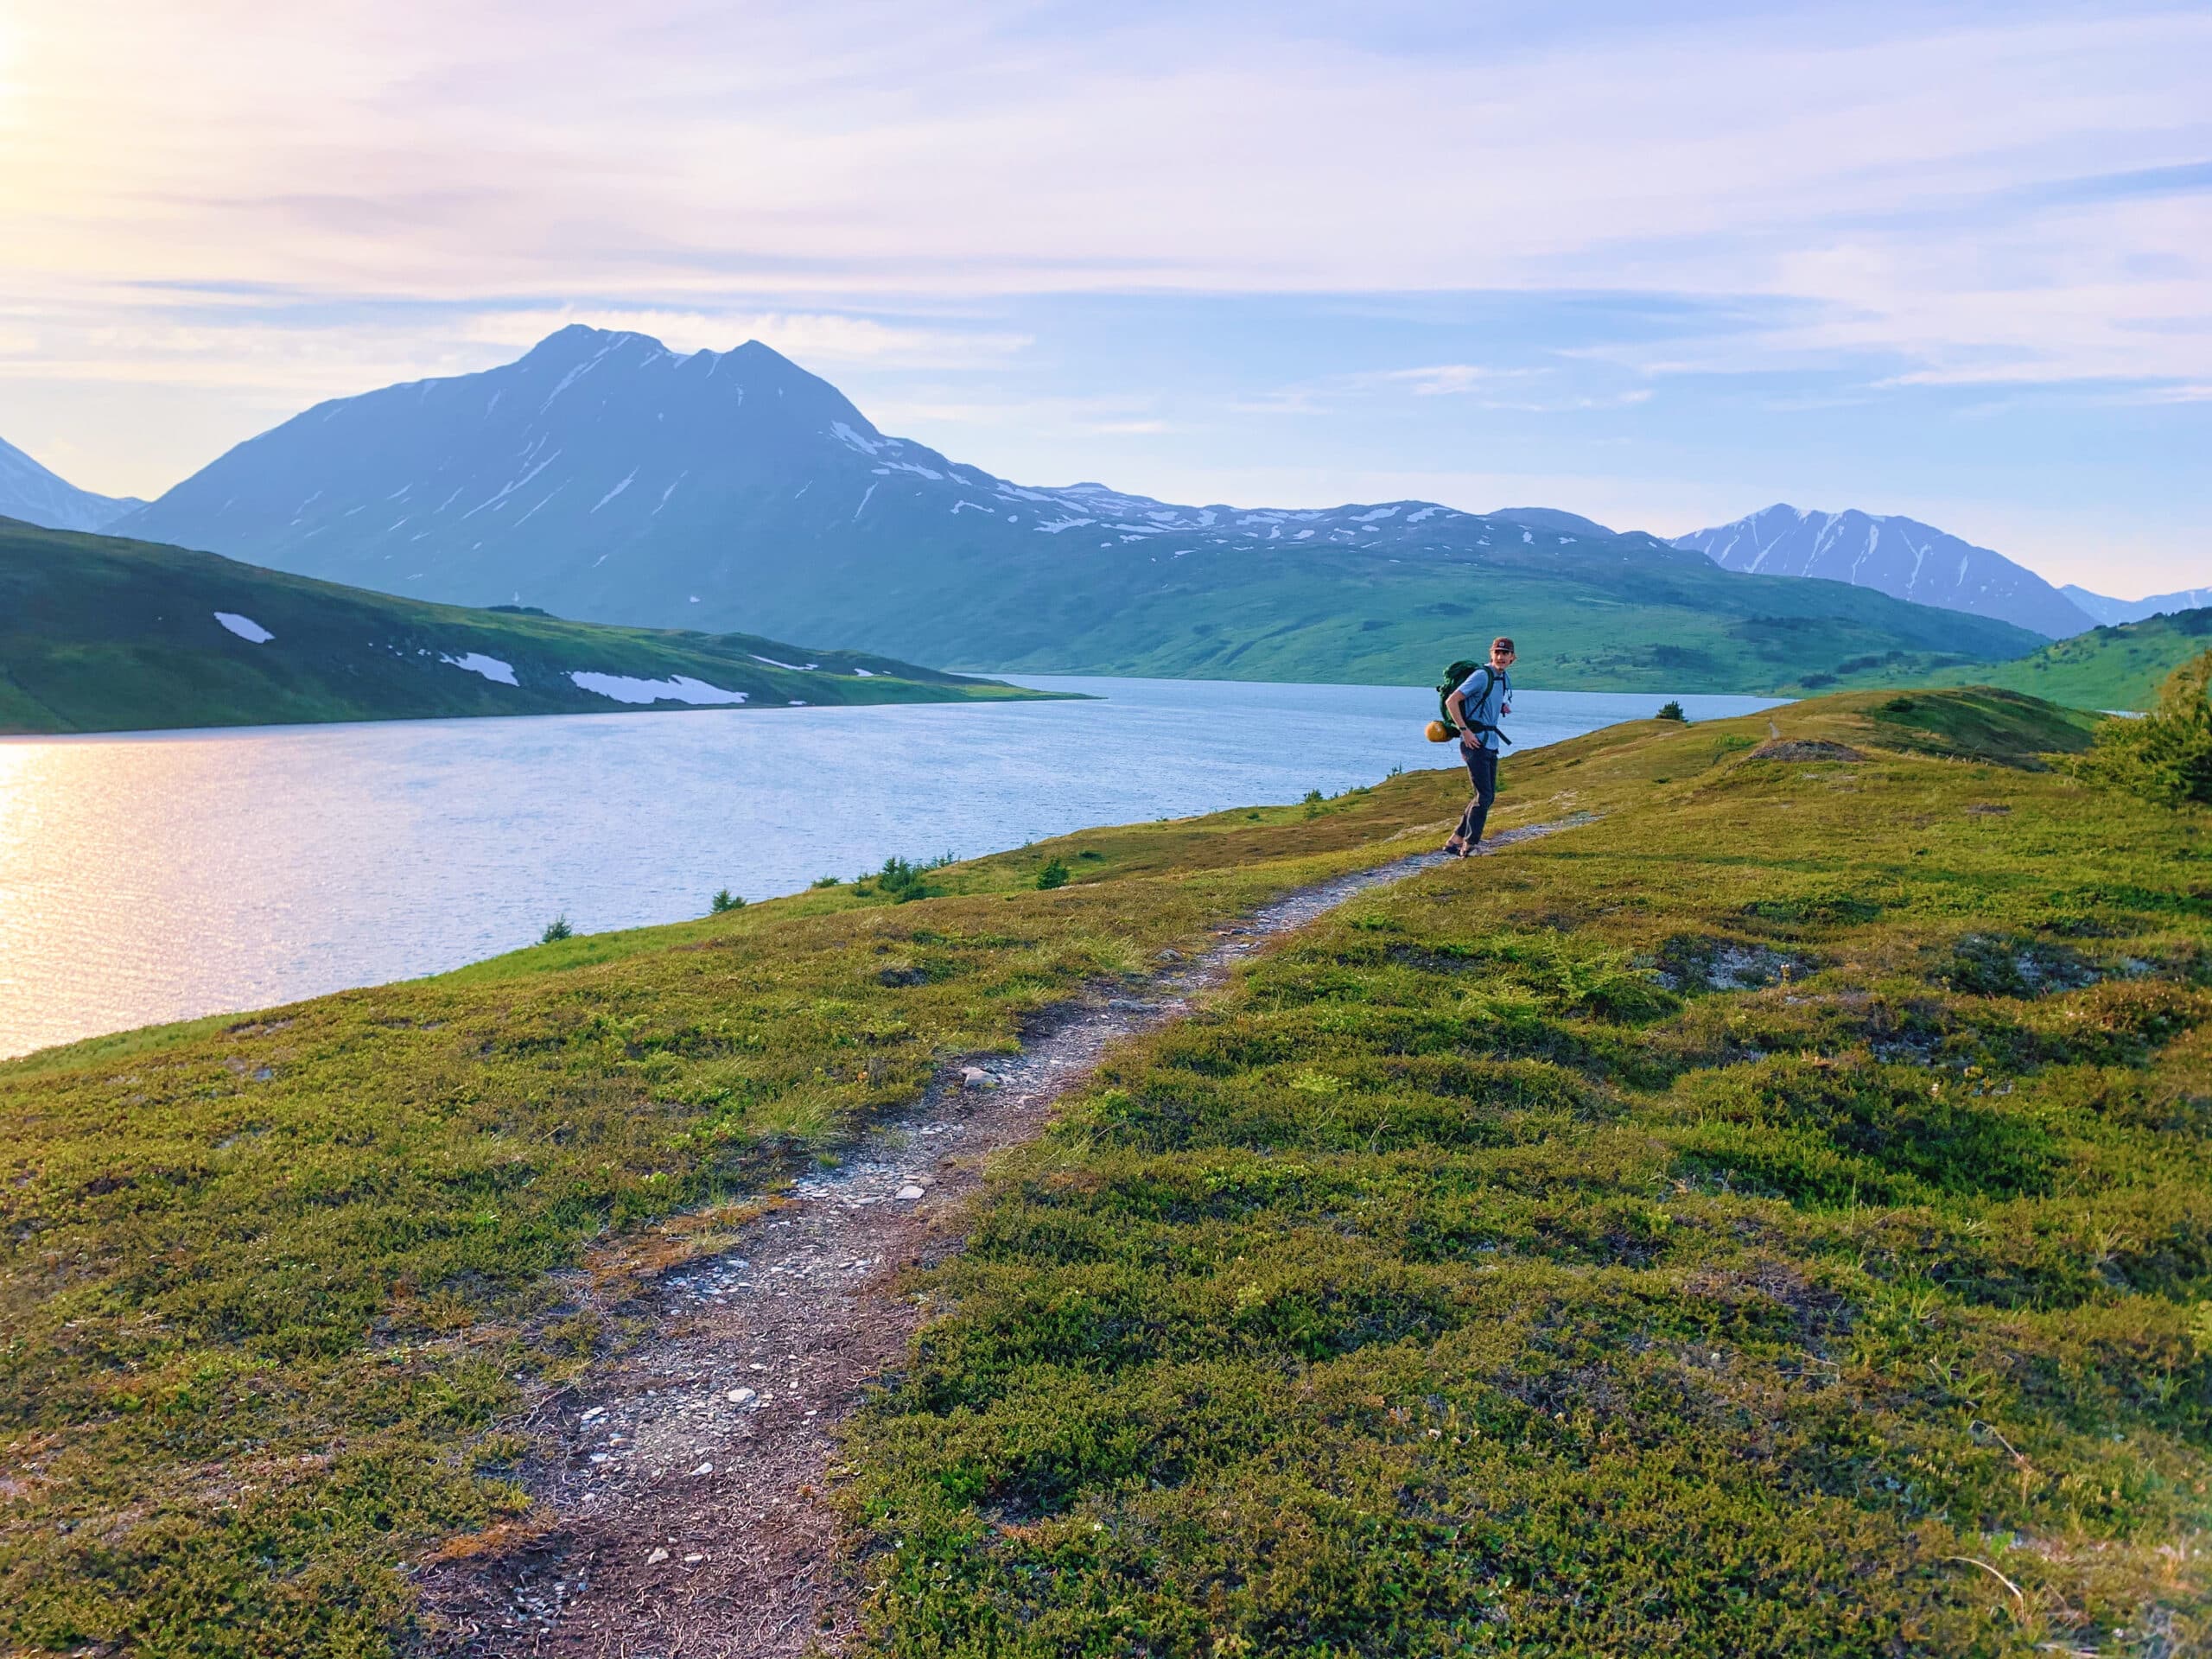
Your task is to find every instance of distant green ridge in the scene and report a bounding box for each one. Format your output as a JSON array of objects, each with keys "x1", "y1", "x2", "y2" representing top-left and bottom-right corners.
[
  {"x1": 1935, "y1": 606, "x2": 2212, "y2": 710},
  {"x1": 0, "y1": 518, "x2": 1043, "y2": 735}
]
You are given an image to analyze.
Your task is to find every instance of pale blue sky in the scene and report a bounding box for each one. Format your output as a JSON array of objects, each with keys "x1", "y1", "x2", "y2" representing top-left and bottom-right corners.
[{"x1": 2, "y1": 0, "x2": 2206, "y2": 590}]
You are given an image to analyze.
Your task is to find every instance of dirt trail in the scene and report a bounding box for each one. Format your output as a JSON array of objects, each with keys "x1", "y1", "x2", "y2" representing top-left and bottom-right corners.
[{"x1": 419, "y1": 820, "x2": 1578, "y2": 1658}]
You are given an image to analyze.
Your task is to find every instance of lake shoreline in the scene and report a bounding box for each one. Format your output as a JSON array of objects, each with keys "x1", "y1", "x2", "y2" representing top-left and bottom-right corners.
[{"x1": 1, "y1": 678, "x2": 1783, "y2": 1058}]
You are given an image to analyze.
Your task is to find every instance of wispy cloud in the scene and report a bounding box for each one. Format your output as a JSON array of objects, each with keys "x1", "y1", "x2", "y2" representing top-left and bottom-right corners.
[{"x1": 1363, "y1": 365, "x2": 1514, "y2": 397}]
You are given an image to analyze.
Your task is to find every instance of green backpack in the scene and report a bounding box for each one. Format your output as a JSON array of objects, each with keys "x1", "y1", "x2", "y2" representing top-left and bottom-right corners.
[{"x1": 1435, "y1": 660, "x2": 1510, "y2": 743}]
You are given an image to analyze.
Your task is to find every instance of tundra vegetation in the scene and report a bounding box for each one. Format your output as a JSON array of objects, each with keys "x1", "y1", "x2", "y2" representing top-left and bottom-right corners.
[{"x1": 1, "y1": 687, "x2": 2206, "y2": 1656}]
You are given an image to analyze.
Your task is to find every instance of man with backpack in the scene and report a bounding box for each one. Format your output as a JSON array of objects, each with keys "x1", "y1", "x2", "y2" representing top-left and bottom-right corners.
[{"x1": 1441, "y1": 636, "x2": 1515, "y2": 856}]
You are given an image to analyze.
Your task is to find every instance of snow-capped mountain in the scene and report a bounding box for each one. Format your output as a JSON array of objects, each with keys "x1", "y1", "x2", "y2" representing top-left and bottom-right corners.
[
  {"x1": 1673, "y1": 505, "x2": 2094, "y2": 639},
  {"x1": 111, "y1": 327, "x2": 2048, "y2": 684},
  {"x1": 116, "y1": 325, "x2": 1695, "y2": 639},
  {"x1": 2062, "y1": 582, "x2": 2212, "y2": 627},
  {"x1": 0, "y1": 436, "x2": 142, "y2": 533}
]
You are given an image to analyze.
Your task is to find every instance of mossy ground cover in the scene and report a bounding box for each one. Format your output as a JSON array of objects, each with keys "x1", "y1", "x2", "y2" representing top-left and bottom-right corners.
[
  {"x1": 843, "y1": 692, "x2": 2212, "y2": 1656},
  {"x1": 0, "y1": 760, "x2": 1491, "y2": 1654}
]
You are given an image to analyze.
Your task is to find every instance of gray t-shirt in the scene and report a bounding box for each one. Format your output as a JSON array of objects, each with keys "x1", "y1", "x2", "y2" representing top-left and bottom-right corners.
[{"x1": 1455, "y1": 665, "x2": 1512, "y2": 751}]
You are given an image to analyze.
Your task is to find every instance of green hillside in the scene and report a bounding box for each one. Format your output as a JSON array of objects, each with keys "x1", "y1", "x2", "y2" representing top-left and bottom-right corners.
[
  {"x1": 1936, "y1": 606, "x2": 2212, "y2": 709},
  {"x1": 1783, "y1": 607, "x2": 2212, "y2": 712},
  {"x1": 6, "y1": 689, "x2": 2209, "y2": 1654},
  {"x1": 0, "y1": 518, "x2": 1039, "y2": 734},
  {"x1": 946, "y1": 541, "x2": 2047, "y2": 692}
]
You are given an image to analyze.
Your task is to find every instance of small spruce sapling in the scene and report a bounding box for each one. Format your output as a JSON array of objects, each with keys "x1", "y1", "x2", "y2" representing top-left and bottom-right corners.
[
  {"x1": 710, "y1": 888, "x2": 744, "y2": 914},
  {"x1": 1656, "y1": 700, "x2": 1688, "y2": 723},
  {"x1": 539, "y1": 914, "x2": 573, "y2": 944},
  {"x1": 1036, "y1": 856, "x2": 1070, "y2": 890}
]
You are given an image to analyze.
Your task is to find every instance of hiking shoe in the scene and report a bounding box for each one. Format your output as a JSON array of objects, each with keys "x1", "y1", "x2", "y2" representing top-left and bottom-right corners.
[{"x1": 1441, "y1": 836, "x2": 1467, "y2": 856}]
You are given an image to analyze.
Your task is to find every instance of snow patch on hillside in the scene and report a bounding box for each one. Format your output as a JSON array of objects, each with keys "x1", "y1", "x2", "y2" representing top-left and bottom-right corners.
[
  {"x1": 213, "y1": 612, "x2": 273, "y2": 643},
  {"x1": 442, "y1": 652, "x2": 518, "y2": 685},
  {"x1": 568, "y1": 671, "x2": 748, "y2": 706}
]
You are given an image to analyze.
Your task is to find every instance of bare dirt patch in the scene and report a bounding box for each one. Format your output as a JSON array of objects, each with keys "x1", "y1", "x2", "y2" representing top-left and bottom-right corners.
[
  {"x1": 1748, "y1": 739, "x2": 1866, "y2": 763},
  {"x1": 415, "y1": 821, "x2": 1579, "y2": 1658}
]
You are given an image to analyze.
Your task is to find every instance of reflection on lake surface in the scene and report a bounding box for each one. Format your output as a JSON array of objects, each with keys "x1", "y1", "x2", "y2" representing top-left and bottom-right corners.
[{"x1": 0, "y1": 677, "x2": 1783, "y2": 1058}]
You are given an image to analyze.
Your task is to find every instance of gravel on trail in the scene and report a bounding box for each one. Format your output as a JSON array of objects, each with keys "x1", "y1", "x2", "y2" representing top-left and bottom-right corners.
[{"x1": 417, "y1": 820, "x2": 1579, "y2": 1657}]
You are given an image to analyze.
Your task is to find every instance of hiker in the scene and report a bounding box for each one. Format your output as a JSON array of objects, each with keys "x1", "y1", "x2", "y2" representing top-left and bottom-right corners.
[{"x1": 1442, "y1": 637, "x2": 1515, "y2": 856}]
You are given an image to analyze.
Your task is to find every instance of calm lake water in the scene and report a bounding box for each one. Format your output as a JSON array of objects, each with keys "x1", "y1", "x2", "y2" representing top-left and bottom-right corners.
[{"x1": 0, "y1": 677, "x2": 1783, "y2": 1058}]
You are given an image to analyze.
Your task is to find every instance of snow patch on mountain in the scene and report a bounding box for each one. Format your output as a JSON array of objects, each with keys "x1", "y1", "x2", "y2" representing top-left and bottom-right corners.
[{"x1": 591, "y1": 468, "x2": 639, "y2": 512}]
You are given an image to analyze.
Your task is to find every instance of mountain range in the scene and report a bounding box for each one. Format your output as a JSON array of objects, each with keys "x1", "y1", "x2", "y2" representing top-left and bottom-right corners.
[
  {"x1": 2060, "y1": 582, "x2": 2212, "y2": 627},
  {"x1": 1670, "y1": 504, "x2": 2094, "y2": 639},
  {"x1": 4, "y1": 327, "x2": 2088, "y2": 690},
  {"x1": 0, "y1": 435, "x2": 141, "y2": 533}
]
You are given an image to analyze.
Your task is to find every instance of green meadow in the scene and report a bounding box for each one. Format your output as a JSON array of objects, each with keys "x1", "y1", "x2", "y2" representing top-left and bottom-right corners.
[{"x1": 3, "y1": 685, "x2": 2208, "y2": 1655}]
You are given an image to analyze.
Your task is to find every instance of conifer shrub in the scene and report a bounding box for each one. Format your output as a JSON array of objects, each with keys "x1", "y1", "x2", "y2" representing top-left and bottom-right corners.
[
  {"x1": 874, "y1": 853, "x2": 955, "y2": 903},
  {"x1": 538, "y1": 914, "x2": 572, "y2": 944},
  {"x1": 1036, "y1": 856, "x2": 1070, "y2": 891},
  {"x1": 2070, "y1": 649, "x2": 2212, "y2": 807},
  {"x1": 710, "y1": 887, "x2": 744, "y2": 913},
  {"x1": 1656, "y1": 699, "x2": 1688, "y2": 722}
]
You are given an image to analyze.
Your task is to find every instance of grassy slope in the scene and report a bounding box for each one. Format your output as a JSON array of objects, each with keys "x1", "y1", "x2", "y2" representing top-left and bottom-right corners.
[
  {"x1": 3, "y1": 688, "x2": 2206, "y2": 1656},
  {"x1": 933, "y1": 543, "x2": 2047, "y2": 695},
  {"x1": 1785, "y1": 607, "x2": 2212, "y2": 712},
  {"x1": 0, "y1": 766, "x2": 1496, "y2": 1651},
  {"x1": 0, "y1": 518, "x2": 1037, "y2": 735},
  {"x1": 842, "y1": 690, "x2": 2209, "y2": 1656}
]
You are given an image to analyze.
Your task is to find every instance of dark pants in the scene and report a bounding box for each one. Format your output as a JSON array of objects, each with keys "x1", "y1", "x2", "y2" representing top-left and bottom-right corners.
[{"x1": 1455, "y1": 743, "x2": 1498, "y2": 845}]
